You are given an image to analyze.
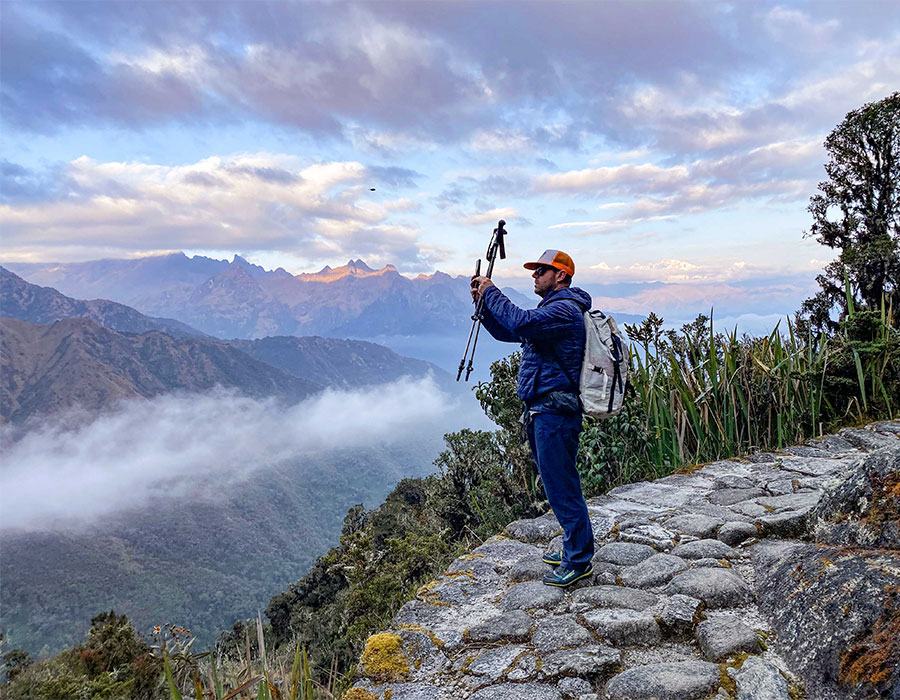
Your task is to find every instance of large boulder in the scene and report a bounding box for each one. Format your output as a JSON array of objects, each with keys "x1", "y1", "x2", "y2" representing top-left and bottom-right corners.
[
  {"x1": 811, "y1": 445, "x2": 900, "y2": 549},
  {"x1": 755, "y1": 541, "x2": 900, "y2": 700}
]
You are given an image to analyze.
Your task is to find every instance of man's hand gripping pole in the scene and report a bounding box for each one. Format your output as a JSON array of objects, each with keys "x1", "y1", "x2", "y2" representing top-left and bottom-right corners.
[{"x1": 456, "y1": 219, "x2": 507, "y2": 381}]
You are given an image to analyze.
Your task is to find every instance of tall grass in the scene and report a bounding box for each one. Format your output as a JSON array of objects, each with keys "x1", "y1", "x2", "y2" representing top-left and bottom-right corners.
[
  {"x1": 156, "y1": 616, "x2": 352, "y2": 700},
  {"x1": 626, "y1": 297, "x2": 896, "y2": 471}
]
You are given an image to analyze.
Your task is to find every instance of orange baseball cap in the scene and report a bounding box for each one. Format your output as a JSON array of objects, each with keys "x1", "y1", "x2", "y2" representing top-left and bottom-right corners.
[{"x1": 523, "y1": 249, "x2": 575, "y2": 277}]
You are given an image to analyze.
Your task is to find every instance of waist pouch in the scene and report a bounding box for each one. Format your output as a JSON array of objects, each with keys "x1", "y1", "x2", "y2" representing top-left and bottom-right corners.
[{"x1": 523, "y1": 391, "x2": 580, "y2": 417}]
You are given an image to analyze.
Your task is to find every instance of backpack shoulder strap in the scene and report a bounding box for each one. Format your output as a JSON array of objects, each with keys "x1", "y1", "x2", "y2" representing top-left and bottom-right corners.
[{"x1": 541, "y1": 296, "x2": 587, "y2": 393}]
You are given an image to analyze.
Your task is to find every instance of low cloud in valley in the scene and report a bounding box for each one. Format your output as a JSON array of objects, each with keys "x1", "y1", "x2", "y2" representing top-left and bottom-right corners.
[{"x1": 0, "y1": 377, "x2": 466, "y2": 531}]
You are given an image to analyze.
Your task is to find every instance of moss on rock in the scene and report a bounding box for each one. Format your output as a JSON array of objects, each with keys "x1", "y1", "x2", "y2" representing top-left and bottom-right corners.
[{"x1": 360, "y1": 633, "x2": 410, "y2": 683}]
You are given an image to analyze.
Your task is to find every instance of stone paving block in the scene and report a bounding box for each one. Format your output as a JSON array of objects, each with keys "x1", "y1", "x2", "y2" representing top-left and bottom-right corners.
[
  {"x1": 775, "y1": 456, "x2": 848, "y2": 477},
  {"x1": 606, "y1": 481, "x2": 700, "y2": 508},
  {"x1": 532, "y1": 616, "x2": 595, "y2": 654},
  {"x1": 871, "y1": 420, "x2": 900, "y2": 435},
  {"x1": 469, "y1": 682, "x2": 562, "y2": 700},
  {"x1": 839, "y1": 427, "x2": 899, "y2": 451},
  {"x1": 658, "y1": 593, "x2": 703, "y2": 638},
  {"x1": 618, "y1": 524, "x2": 678, "y2": 550},
  {"x1": 505, "y1": 651, "x2": 538, "y2": 681},
  {"x1": 712, "y1": 474, "x2": 756, "y2": 489},
  {"x1": 663, "y1": 513, "x2": 723, "y2": 538},
  {"x1": 507, "y1": 513, "x2": 563, "y2": 543},
  {"x1": 708, "y1": 487, "x2": 767, "y2": 506},
  {"x1": 539, "y1": 645, "x2": 621, "y2": 679},
  {"x1": 665, "y1": 568, "x2": 753, "y2": 608},
  {"x1": 447, "y1": 557, "x2": 504, "y2": 580},
  {"x1": 763, "y1": 477, "x2": 796, "y2": 495},
  {"x1": 755, "y1": 510, "x2": 811, "y2": 538},
  {"x1": 619, "y1": 553, "x2": 688, "y2": 588},
  {"x1": 509, "y1": 555, "x2": 552, "y2": 583},
  {"x1": 395, "y1": 628, "x2": 449, "y2": 680},
  {"x1": 807, "y1": 433, "x2": 858, "y2": 453},
  {"x1": 671, "y1": 538, "x2": 737, "y2": 560},
  {"x1": 581, "y1": 608, "x2": 661, "y2": 646},
  {"x1": 783, "y1": 445, "x2": 830, "y2": 458},
  {"x1": 499, "y1": 581, "x2": 565, "y2": 612},
  {"x1": 465, "y1": 645, "x2": 527, "y2": 677},
  {"x1": 594, "y1": 542, "x2": 655, "y2": 566},
  {"x1": 729, "y1": 501, "x2": 770, "y2": 518},
  {"x1": 731, "y1": 656, "x2": 791, "y2": 700},
  {"x1": 604, "y1": 660, "x2": 720, "y2": 700},
  {"x1": 590, "y1": 514, "x2": 616, "y2": 540},
  {"x1": 717, "y1": 521, "x2": 758, "y2": 546},
  {"x1": 689, "y1": 558, "x2": 730, "y2": 569},
  {"x1": 678, "y1": 502, "x2": 755, "y2": 523},
  {"x1": 350, "y1": 682, "x2": 448, "y2": 699},
  {"x1": 556, "y1": 676, "x2": 592, "y2": 699},
  {"x1": 754, "y1": 491, "x2": 821, "y2": 513},
  {"x1": 465, "y1": 610, "x2": 533, "y2": 644},
  {"x1": 588, "y1": 560, "x2": 619, "y2": 585},
  {"x1": 420, "y1": 570, "x2": 500, "y2": 605},
  {"x1": 570, "y1": 585, "x2": 657, "y2": 612},
  {"x1": 696, "y1": 618, "x2": 760, "y2": 660},
  {"x1": 472, "y1": 538, "x2": 544, "y2": 572}
]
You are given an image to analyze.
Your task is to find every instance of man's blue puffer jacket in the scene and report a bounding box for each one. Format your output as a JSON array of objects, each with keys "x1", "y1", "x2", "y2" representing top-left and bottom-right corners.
[{"x1": 479, "y1": 285, "x2": 592, "y2": 406}]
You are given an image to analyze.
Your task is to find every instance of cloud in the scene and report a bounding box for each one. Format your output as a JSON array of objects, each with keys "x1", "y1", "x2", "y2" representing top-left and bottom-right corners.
[
  {"x1": 2, "y1": 0, "x2": 897, "y2": 164},
  {"x1": 589, "y1": 279, "x2": 816, "y2": 318},
  {"x1": 461, "y1": 207, "x2": 519, "y2": 227},
  {"x1": 535, "y1": 136, "x2": 825, "y2": 234},
  {"x1": 0, "y1": 154, "x2": 439, "y2": 266},
  {"x1": 584, "y1": 257, "x2": 825, "y2": 285},
  {"x1": 0, "y1": 377, "x2": 457, "y2": 530}
]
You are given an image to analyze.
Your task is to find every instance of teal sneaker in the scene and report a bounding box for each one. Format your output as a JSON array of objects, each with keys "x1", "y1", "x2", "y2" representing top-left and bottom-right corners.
[
  {"x1": 542, "y1": 565, "x2": 593, "y2": 588},
  {"x1": 542, "y1": 551, "x2": 562, "y2": 566}
]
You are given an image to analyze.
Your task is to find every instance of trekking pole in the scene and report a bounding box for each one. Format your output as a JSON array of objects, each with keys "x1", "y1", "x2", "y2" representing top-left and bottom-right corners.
[{"x1": 456, "y1": 220, "x2": 507, "y2": 381}]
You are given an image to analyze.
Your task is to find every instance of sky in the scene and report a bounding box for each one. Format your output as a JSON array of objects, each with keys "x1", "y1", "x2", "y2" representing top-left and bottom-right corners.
[{"x1": 2, "y1": 1, "x2": 899, "y2": 323}]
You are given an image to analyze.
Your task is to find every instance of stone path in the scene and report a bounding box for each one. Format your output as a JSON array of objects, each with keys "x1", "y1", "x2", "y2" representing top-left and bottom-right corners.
[{"x1": 349, "y1": 423, "x2": 900, "y2": 700}]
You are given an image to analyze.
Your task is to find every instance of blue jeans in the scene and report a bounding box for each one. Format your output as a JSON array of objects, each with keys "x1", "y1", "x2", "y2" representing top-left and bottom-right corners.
[{"x1": 526, "y1": 411, "x2": 594, "y2": 570}]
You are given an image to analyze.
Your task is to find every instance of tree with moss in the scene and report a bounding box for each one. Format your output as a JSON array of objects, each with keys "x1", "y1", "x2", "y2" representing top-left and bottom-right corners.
[{"x1": 800, "y1": 92, "x2": 900, "y2": 334}]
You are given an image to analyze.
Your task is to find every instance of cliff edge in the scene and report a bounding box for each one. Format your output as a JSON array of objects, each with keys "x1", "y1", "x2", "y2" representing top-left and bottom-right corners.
[{"x1": 349, "y1": 421, "x2": 900, "y2": 700}]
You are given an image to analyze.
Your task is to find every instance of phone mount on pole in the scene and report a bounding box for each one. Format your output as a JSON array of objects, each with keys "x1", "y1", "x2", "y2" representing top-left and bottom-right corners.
[{"x1": 456, "y1": 220, "x2": 507, "y2": 381}]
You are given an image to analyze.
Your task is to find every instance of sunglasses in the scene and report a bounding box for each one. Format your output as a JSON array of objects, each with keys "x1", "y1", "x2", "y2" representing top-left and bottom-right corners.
[{"x1": 533, "y1": 265, "x2": 555, "y2": 277}]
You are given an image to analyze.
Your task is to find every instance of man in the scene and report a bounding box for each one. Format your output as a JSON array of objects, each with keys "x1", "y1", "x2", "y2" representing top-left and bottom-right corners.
[{"x1": 471, "y1": 249, "x2": 594, "y2": 587}]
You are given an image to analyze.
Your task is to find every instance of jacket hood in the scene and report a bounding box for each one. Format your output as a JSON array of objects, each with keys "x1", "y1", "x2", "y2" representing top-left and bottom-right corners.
[{"x1": 539, "y1": 286, "x2": 592, "y2": 312}]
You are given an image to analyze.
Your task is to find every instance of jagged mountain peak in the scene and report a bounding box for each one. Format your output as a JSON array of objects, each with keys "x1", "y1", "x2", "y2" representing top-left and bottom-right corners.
[
  {"x1": 347, "y1": 258, "x2": 373, "y2": 272},
  {"x1": 296, "y1": 259, "x2": 399, "y2": 282}
]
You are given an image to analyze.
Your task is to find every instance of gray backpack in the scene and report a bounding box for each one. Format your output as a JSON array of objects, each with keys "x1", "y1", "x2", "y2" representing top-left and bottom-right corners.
[{"x1": 579, "y1": 310, "x2": 629, "y2": 418}]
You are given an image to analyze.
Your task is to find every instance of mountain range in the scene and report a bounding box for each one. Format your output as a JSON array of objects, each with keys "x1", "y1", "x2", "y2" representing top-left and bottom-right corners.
[
  {"x1": 1, "y1": 267, "x2": 451, "y2": 424},
  {"x1": 0, "y1": 265, "x2": 204, "y2": 338},
  {"x1": 0, "y1": 317, "x2": 322, "y2": 424},
  {"x1": 4, "y1": 254, "x2": 487, "y2": 340},
  {"x1": 4, "y1": 253, "x2": 645, "y2": 375}
]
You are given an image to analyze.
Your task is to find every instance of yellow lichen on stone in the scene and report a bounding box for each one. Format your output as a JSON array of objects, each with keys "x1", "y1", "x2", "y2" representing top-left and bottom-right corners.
[
  {"x1": 361, "y1": 632, "x2": 410, "y2": 683},
  {"x1": 344, "y1": 689, "x2": 380, "y2": 700},
  {"x1": 415, "y1": 580, "x2": 451, "y2": 607},
  {"x1": 718, "y1": 652, "x2": 750, "y2": 696},
  {"x1": 417, "y1": 580, "x2": 439, "y2": 596},
  {"x1": 396, "y1": 623, "x2": 446, "y2": 649},
  {"x1": 458, "y1": 553, "x2": 485, "y2": 560},
  {"x1": 442, "y1": 569, "x2": 475, "y2": 579},
  {"x1": 676, "y1": 461, "x2": 711, "y2": 475}
]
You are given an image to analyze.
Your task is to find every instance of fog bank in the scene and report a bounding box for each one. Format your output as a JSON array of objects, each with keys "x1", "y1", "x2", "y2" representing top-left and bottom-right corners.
[{"x1": 0, "y1": 376, "x2": 471, "y2": 530}]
